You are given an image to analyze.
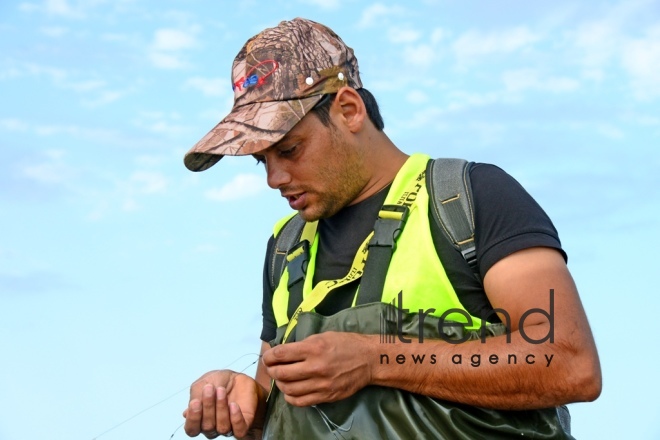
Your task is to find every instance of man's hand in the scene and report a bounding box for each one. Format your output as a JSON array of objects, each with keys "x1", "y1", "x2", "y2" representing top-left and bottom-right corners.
[
  {"x1": 183, "y1": 370, "x2": 267, "y2": 439},
  {"x1": 261, "y1": 331, "x2": 373, "y2": 407}
]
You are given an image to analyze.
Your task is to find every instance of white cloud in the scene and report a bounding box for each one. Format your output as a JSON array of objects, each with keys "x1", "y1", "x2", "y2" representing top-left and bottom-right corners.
[
  {"x1": 184, "y1": 77, "x2": 227, "y2": 97},
  {"x1": 149, "y1": 52, "x2": 186, "y2": 69},
  {"x1": 387, "y1": 27, "x2": 421, "y2": 44},
  {"x1": 65, "y1": 79, "x2": 106, "y2": 92},
  {"x1": 449, "y1": 92, "x2": 499, "y2": 111},
  {"x1": 406, "y1": 90, "x2": 429, "y2": 104},
  {"x1": 358, "y1": 3, "x2": 406, "y2": 28},
  {"x1": 567, "y1": 2, "x2": 660, "y2": 99},
  {"x1": 4, "y1": 63, "x2": 121, "y2": 105},
  {"x1": 21, "y1": 150, "x2": 74, "y2": 185},
  {"x1": 621, "y1": 26, "x2": 660, "y2": 100},
  {"x1": 101, "y1": 33, "x2": 133, "y2": 43},
  {"x1": 628, "y1": 114, "x2": 660, "y2": 127},
  {"x1": 132, "y1": 111, "x2": 189, "y2": 137},
  {"x1": 33, "y1": 123, "x2": 117, "y2": 141},
  {"x1": 205, "y1": 173, "x2": 265, "y2": 202},
  {"x1": 369, "y1": 78, "x2": 407, "y2": 92},
  {"x1": 453, "y1": 26, "x2": 540, "y2": 63},
  {"x1": 129, "y1": 171, "x2": 168, "y2": 195},
  {"x1": 596, "y1": 124, "x2": 625, "y2": 140},
  {"x1": 468, "y1": 122, "x2": 506, "y2": 146},
  {"x1": 152, "y1": 29, "x2": 197, "y2": 51},
  {"x1": 299, "y1": 0, "x2": 340, "y2": 10},
  {"x1": 134, "y1": 155, "x2": 166, "y2": 167},
  {"x1": 81, "y1": 90, "x2": 125, "y2": 107},
  {"x1": 86, "y1": 168, "x2": 171, "y2": 220},
  {"x1": 45, "y1": 0, "x2": 81, "y2": 17},
  {"x1": 86, "y1": 201, "x2": 109, "y2": 221},
  {"x1": 149, "y1": 28, "x2": 198, "y2": 70},
  {"x1": 24, "y1": 63, "x2": 67, "y2": 82},
  {"x1": 581, "y1": 69, "x2": 605, "y2": 82},
  {"x1": 19, "y1": 0, "x2": 85, "y2": 18},
  {"x1": 40, "y1": 26, "x2": 69, "y2": 37},
  {"x1": 543, "y1": 77, "x2": 581, "y2": 93},
  {"x1": 18, "y1": 3, "x2": 38, "y2": 13},
  {"x1": 502, "y1": 69, "x2": 580, "y2": 94},
  {"x1": 431, "y1": 28, "x2": 446, "y2": 45},
  {"x1": 0, "y1": 118, "x2": 29, "y2": 131},
  {"x1": 121, "y1": 198, "x2": 140, "y2": 212},
  {"x1": 193, "y1": 244, "x2": 219, "y2": 254},
  {"x1": 0, "y1": 66, "x2": 21, "y2": 80},
  {"x1": 144, "y1": 121, "x2": 189, "y2": 136},
  {"x1": 403, "y1": 44, "x2": 436, "y2": 69},
  {"x1": 573, "y1": 20, "x2": 620, "y2": 69}
]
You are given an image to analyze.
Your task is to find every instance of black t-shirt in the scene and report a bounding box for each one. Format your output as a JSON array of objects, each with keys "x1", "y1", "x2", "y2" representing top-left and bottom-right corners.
[{"x1": 260, "y1": 163, "x2": 566, "y2": 342}]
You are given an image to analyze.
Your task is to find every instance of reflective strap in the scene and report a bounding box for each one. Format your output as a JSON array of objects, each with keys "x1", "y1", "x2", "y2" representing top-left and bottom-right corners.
[
  {"x1": 282, "y1": 230, "x2": 373, "y2": 344},
  {"x1": 285, "y1": 221, "x2": 318, "y2": 319}
]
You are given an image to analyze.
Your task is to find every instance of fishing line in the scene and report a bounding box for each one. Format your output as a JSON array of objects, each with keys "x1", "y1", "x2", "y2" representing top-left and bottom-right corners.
[
  {"x1": 89, "y1": 353, "x2": 262, "y2": 440},
  {"x1": 312, "y1": 405, "x2": 353, "y2": 440}
]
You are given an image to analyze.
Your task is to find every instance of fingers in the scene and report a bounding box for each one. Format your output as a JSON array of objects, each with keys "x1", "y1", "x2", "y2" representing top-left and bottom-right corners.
[
  {"x1": 229, "y1": 402, "x2": 250, "y2": 438},
  {"x1": 185, "y1": 385, "x2": 234, "y2": 438},
  {"x1": 184, "y1": 398, "x2": 203, "y2": 437},
  {"x1": 184, "y1": 372, "x2": 263, "y2": 439},
  {"x1": 261, "y1": 341, "x2": 308, "y2": 367},
  {"x1": 266, "y1": 361, "x2": 316, "y2": 383},
  {"x1": 201, "y1": 384, "x2": 219, "y2": 433},
  {"x1": 214, "y1": 387, "x2": 232, "y2": 435}
]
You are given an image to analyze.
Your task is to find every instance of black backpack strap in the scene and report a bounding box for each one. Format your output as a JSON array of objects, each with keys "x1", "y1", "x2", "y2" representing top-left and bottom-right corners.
[
  {"x1": 426, "y1": 158, "x2": 479, "y2": 279},
  {"x1": 270, "y1": 214, "x2": 306, "y2": 318},
  {"x1": 356, "y1": 205, "x2": 409, "y2": 305}
]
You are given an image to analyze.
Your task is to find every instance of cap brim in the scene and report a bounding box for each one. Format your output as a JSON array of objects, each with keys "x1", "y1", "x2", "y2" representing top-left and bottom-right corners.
[{"x1": 184, "y1": 95, "x2": 323, "y2": 172}]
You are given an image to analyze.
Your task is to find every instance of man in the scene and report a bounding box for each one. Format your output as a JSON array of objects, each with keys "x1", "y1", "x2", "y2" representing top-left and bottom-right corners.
[{"x1": 182, "y1": 18, "x2": 601, "y2": 439}]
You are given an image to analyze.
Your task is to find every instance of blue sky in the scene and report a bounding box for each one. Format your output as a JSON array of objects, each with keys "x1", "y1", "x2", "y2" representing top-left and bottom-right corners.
[{"x1": 1, "y1": 0, "x2": 659, "y2": 439}]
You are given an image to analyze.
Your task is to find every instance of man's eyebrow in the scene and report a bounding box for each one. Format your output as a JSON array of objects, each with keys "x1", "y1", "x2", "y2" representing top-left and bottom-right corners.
[{"x1": 271, "y1": 132, "x2": 300, "y2": 150}]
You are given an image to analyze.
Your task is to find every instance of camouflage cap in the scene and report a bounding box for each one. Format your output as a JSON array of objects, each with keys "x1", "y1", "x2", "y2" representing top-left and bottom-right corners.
[{"x1": 184, "y1": 18, "x2": 362, "y2": 172}]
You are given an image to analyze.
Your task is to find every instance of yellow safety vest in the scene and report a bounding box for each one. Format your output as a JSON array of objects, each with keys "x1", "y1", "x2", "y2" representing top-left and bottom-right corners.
[{"x1": 271, "y1": 153, "x2": 484, "y2": 332}]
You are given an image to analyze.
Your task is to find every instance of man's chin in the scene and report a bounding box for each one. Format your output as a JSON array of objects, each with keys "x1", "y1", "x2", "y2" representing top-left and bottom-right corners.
[{"x1": 297, "y1": 208, "x2": 320, "y2": 222}]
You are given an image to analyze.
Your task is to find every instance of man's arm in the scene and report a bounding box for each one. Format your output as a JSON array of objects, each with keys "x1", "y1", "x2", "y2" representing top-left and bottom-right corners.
[
  {"x1": 184, "y1": 341, "x2": 271, "y2": 439},
  {"x1": 262, "y1": 247, "x2": 601, "y2": 409}
]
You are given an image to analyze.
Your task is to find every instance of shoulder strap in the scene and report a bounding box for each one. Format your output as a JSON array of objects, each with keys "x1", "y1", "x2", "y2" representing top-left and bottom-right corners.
[
  {"x1": 269, "y1": 214, "x2": 306, "y2": 294},
  {"x1": 426, "y1": 158, "x2": 479, "y2": 278}
]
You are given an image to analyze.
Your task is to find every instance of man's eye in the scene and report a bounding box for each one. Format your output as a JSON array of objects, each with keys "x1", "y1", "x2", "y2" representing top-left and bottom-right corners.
[{"x1": 278, "y1": 145, "x2": 297, "y2": 157}]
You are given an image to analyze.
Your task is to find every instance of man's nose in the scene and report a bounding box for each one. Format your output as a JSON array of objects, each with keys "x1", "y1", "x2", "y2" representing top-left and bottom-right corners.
[{"x1": 266, "y1": 160, "x2": 291, "y2": 189}]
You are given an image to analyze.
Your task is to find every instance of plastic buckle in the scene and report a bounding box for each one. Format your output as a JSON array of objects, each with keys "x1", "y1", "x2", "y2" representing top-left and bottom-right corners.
[
  {"x1": 461, "y1": 245, "x2": 478, "y2": 270},
  {"x1": 286, "y1": 240, "x2": 310, "y2": 288},
  {"x1": 369, "y1": 205, "x2": 410, "y2": 250}
]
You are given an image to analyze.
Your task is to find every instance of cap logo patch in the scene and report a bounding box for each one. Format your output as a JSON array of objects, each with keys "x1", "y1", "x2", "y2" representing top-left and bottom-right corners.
[{"x1": 232, "y1": 59, "x2": 279, "y2": 91}]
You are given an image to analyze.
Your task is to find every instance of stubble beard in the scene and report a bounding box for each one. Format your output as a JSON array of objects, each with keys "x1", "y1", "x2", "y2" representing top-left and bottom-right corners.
[{"x1": 301, "y1": 147, "x2": 367, "y2": 222}]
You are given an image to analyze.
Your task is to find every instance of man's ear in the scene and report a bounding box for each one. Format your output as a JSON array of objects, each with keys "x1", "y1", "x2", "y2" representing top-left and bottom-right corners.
[{"x1": 332, "y1": 87, "x2": 366, "y2": 133}]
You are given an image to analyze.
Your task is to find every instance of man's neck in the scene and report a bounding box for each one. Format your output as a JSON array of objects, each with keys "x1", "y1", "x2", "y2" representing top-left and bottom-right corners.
[{"x1": 349, "y1": 135, "x2": 408, "y2": 206}]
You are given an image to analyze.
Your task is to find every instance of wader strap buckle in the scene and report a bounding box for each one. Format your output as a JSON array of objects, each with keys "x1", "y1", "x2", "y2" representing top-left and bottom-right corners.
[
  {"x1": 369, "y1": 205, "x2": 409, "y2": 251},
  {"x1": 286, "y1": 240, "x2": 310, "y2": 289}
]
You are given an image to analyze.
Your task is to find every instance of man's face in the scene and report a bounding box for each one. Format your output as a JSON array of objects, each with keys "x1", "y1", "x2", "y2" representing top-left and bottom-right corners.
[{"x1": 253, "y1": 110, "x2": 369, "y2": 222}]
